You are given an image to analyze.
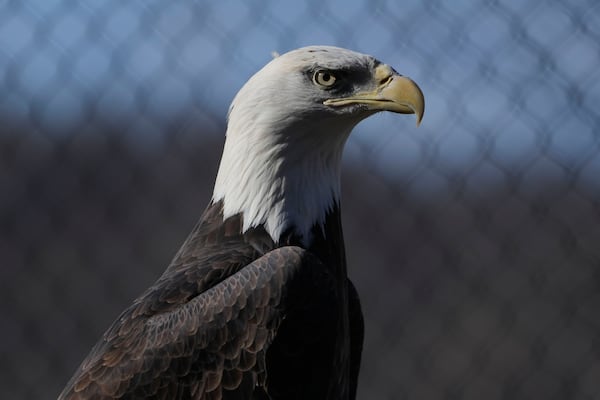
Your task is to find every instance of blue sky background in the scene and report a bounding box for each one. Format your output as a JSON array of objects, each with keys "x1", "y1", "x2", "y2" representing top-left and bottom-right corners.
[
  {"x1": 3, "y1": 4, "x2": 600, "y2": 398},
  {"x1": 1, "y1": 0, "x2": 599, "y2": 193}
]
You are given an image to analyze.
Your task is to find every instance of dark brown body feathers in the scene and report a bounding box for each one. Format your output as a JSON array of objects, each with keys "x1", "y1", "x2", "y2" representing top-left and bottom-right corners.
[{"x1": 59, "y1": 201, "x2": 363, "y2": 400}]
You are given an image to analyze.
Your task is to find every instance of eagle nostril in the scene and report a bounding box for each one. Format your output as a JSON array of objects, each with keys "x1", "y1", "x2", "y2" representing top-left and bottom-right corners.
[{"x1": 380, "y1": 75, "x2": 393, "y2": 86}]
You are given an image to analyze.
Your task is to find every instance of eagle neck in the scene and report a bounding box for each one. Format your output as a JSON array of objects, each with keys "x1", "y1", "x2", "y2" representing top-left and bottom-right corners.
[{"x1": 212, "y1": 120, "x2": 352, "y2": 245}]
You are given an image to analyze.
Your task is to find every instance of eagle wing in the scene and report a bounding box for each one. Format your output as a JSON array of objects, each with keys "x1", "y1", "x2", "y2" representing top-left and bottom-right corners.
[{"x1": 58, "y1": 245, "x2": 332, "y2": 400}]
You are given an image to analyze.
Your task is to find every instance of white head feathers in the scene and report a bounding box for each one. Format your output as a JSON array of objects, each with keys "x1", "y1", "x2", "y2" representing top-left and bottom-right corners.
[{"x1": 212, "y1": 46, "x2": 381, "y2": 243}]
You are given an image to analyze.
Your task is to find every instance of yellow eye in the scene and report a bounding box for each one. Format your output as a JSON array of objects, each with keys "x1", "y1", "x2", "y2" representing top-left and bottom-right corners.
[{"x1": 313, "y1": 70, "x2": 337, "y2": 87}]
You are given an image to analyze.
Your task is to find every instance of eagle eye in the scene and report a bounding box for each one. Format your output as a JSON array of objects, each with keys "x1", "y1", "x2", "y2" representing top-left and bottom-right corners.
[{"x1": 313, "y1": 70, "x2": 337, "y2": 87}]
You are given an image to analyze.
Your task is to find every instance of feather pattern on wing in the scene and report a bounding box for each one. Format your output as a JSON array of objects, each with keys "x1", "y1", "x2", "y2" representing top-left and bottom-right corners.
[{"x1": 60, "y1": 202, "x2": 339, "y2": 399}]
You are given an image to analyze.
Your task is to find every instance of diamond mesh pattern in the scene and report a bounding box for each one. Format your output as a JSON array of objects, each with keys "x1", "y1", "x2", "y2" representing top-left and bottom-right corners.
[{"x1": 1, "y1": 1, "x2": 599, "y2": 398}]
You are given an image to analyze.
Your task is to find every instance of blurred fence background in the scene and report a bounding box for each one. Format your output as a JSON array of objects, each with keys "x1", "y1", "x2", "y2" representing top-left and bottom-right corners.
[{"x1": 2, "y1": 0, "x2": 600, "y2": 399}]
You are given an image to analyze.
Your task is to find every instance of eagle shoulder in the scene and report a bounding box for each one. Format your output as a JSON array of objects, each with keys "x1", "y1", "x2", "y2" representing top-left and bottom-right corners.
[{"x1": 58, "y1": 242, "x2": 331, "y2": 399}]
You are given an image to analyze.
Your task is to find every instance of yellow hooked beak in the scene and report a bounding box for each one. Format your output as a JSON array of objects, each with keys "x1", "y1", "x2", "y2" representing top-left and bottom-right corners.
[{"x1": 323, "y1": 64, "x2": 425, "y2": 126}]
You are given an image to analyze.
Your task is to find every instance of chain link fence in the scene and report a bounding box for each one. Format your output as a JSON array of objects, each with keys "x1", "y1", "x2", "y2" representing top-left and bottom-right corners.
[{"x1": 2, "y1": 0, "x2": 600, "y2": 399}]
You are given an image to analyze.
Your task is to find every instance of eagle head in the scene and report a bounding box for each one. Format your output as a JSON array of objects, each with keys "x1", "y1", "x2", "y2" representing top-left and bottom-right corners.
[{"x1": 212, "y1": 46, "x2": 424, "y2": 243}]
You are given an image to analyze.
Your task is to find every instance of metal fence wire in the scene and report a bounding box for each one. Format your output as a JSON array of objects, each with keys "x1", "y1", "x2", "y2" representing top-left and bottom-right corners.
[{"x1": 2, "y1": 0, "x2": 600, "y2": 399}]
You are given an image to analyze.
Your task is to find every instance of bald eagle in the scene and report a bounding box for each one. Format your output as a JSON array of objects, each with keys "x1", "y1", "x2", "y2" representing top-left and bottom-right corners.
[{"x1": 59, "y1": 46, "x2": 424, "y2": 400}]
